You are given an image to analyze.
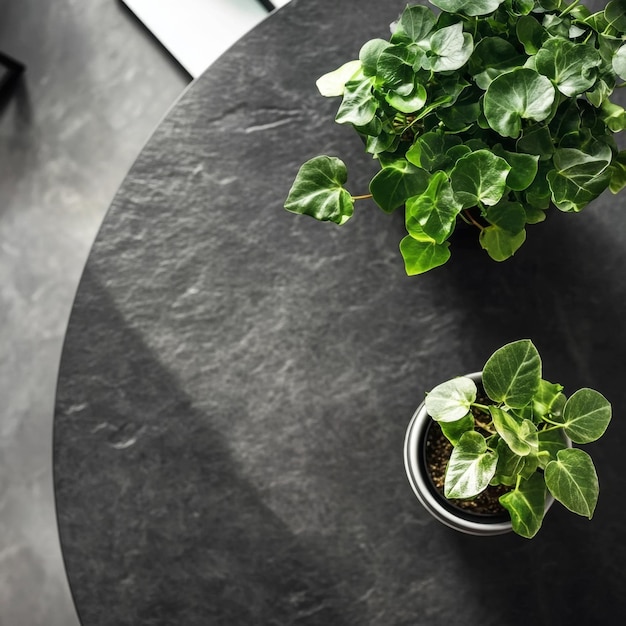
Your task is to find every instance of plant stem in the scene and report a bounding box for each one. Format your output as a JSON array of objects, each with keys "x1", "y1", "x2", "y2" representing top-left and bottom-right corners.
[
  {"x1": 472, "y1": 402, "x2": 491, "y2": 411},
  {"x1": 559, "y1": 0, "x2": 580, "y2": 18},
  {"x1": 540, "y1": 416, "x2": 565, "y2": 428},
  {"x1": 463, "y1": 209, "x2": 484, "y2": 231},
  {"x1": 351, "y1": 194, "x2": 373, "y2": 201}
]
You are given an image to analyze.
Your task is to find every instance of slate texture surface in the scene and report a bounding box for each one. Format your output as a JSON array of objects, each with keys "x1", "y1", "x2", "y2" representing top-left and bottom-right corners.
[{"x1": 54, "y1": 0, "x2": 626, "y2": 624}]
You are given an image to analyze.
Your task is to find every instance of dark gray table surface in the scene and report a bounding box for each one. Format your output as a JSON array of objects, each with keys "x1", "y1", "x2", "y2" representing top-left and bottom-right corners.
[{"x1": 54, "y1": 1, "x2": 626, "y2": 624}]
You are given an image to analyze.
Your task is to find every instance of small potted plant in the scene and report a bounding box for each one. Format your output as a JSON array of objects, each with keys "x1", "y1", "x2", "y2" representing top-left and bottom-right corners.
[
  {"x1": 284, "y1": 0, "x2": 626, "y2": 274},
  {"x1": 404, "y1": 339, "x2": 612, "y2": 537}
]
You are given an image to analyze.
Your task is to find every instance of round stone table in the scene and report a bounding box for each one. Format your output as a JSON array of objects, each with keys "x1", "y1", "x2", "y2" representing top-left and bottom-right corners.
[{"x1": 54, "y1": 0, "x2": 626, "y2": 623}]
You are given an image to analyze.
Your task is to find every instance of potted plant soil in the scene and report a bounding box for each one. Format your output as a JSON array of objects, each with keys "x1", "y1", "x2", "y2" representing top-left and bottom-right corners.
[
  {"x1": 404, "y1": 339, "x2": 612, "y2": 537},
  {"x1": 284, "y1": 0, "x2": 626, "y2": 274}
]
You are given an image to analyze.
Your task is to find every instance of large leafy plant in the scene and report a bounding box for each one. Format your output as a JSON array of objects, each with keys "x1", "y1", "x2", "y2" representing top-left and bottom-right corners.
[
  {"x1": 284, "y1": 0, "x2": 626, "y2": 274},
  {"x1": 425, "y1": 339, "x2": 611, "y2": 538}
]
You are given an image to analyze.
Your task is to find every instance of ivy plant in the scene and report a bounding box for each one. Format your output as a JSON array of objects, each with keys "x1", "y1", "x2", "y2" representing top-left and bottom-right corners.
[
  {"x1": 284, "y1": 0, "x2": 626, "y2": 275},
  {"x1": 424, "y1": 339, "x2": 612, "y2": 538}
]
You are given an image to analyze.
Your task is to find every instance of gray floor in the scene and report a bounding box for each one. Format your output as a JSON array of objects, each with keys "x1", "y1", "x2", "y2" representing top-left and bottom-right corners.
[{"x1": 0, "y1": 1, "x2": 189, "y2": 623}]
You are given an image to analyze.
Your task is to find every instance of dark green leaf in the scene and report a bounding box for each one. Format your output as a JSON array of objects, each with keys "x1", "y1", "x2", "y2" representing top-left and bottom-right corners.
[
  {"x1": 499, "y1": 472, "x2": 547, "y2": 538},
  {"x1": 450, "y1": 150, "x2": 511, "y2": 208},
  {"x1": 359, "y1": 40, "x2": 390, "y2": 77},
  {"x1": 516, "y1": 15, "x2": 547, "y2": 54},
  {"x1": 492, "y1": 147, "x2": 539, "y2": 191},
  {"x1": 609, "y1": 150, "x2": 626, "y2": 194},
  {"x1": 440, "y1": 413, "x2": 475, "y2": 446},
  {"x1": 535, "y1": 39, "x2": 601, "y2": 97},
  {"x1": 445, "y1": 431, "x2": 498, "y2": 499},
  {"x1": 335, "y1": 77, "x2": 377, "y2": 126},
  {"x1": 284, "y1": 156, "x2": 354, "y2": 225},
  {"x1": 490, "y1": 406, "x2": 539, "y2": 456},
  {"x1": 484, "y1": 68, "x2": 556, "y2": 138},
  {"x1": 399, "y1": 235, "x2": 451, "y2": 275},
  {"x1": 430, "y1": 0, "x2": 506, "y2": 16},
  {"x1": 390, "y1": 5, "x2": 437, "y2": 44},
  {"x1": 377, "y1": 45, "x2": 417, "y2": 96},
  {"x1": 560, "y1": 388, "x2": 612, "y2": 443},
  {"x1": 493, "y1": 439, "x2": 526, "y2": 486},
  {"x1": 516, "y1": 123, "x2": 555, "y2": 160},
  {"x1": 470, "y1": 37, "x2": 526, "y2": 89},
  {"x1": 484, "y1": 200, "x2": 527, "y2": 233},
  {"x1": 537, "y1": 428, "x2": 569, "y2": 464},
  {"x1": 545, "y1": 448, "x2": 598, "y2": 518},
  {"x1": 406, "y1": 131, "x2": 462, "y2": 172},
  {"x1": 605, "y1": 0, "x2": 626, "y2": 33},
  {"x1": 369, "y1": 160, "x2": 430, "y2": 213},
  {"x1": 483, "y1": 339, "x2": 542, "y2": 408}
]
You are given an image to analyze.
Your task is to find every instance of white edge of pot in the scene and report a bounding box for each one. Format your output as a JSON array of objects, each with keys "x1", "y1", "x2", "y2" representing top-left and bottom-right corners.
[{"x1": 403, "y1": 371, "x2": 565, "y2": 537}]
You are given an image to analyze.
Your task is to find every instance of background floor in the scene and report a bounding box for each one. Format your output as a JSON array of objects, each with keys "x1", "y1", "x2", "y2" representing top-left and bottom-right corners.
[{"x1": 0, "y1": 1, "x2": 190, "y2": 623}]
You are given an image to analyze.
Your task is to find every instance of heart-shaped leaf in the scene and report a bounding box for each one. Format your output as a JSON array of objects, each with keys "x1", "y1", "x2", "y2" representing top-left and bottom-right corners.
[
  {"x1": 316, "y1": 61, "x2": 362, "y2": 97},
  {"x1": 559, "y1": 388, "x2": 612, "y2": 443},
  {"x1": 490, "y1": 406, "x2": 539, "y2": 456},
  {"x1": 423, "y1": 23, "x2": 474, "y2": 72},
  {"x1": 470, "y1": 37, "x2": 526, "y2": 89},
  {"x1": 399, "y1": 235, "x2": 451, "y2": 275},
  {"x1": 440, "y1": 412, "x2": 475, "y2": 446},
  {"x1": 369, "y1": 160, "x2": 430, "y2": 213},
  {"x1": 376, "y1": 45, "x2": 418, "y2": 96},
  {"x1": 284, "y1": 156, "x2": 354, "y2": 225},
  {"x1": 483, "y1": 339, "x2": 542, "y2": 408},
  {"x1": 547, "y1": 144, "x2": 612, "y2": 212},
  {"x1": 484, "y1": 68, "x2": 556, "y2": 138},
  {"x1": 492, "y1": 148, "x2": 539, "y2": 191},
  {"x1": 335, "y1": 77, "x2": 377, "y2": 127},
  {"x1": 406, "y1": 131, "x2": 462, "y2": 172},
  {"x1": 445, "y1": 431, "x2": 498, "y2": 499},
  {"x1": 390, "y1": 5, "x2": 437, "y2": 44},
  {"x1": 479, "y1": 226, "x2": 527, "y2": 261},
  {"x1": 385, "y1": 83, "x2": 427, "y2": 114},
  {"x1": 499, "y1": 472, "x2": 547, "y2": 538},
  {"x1": 516, "y1": 15, "x2": 547, "y2": 55},
  {"x1": 545, "y1": 448, "x2": 599, "y2": 518},
  {"x1": 535, "y1": 39, "x2": 601, "y2": 97},
  {"x1": 483, "y1": 200, "x2": 527, "y2": 233},
  {"x1": 405, "y1": 171, "x2": 463, "y2": 243},
  {"x1": 425, "y1": 376, "x2": 477, "y2": 423},
  {"x1": 359, "y1": 39, "x2": 390, "y2": 77},
  {"x1": 450, "y1": 150, "x2": 511, "y2": 208},
  {"x1": 430, "y1": 0, "x2": 505, "y2": 16}
]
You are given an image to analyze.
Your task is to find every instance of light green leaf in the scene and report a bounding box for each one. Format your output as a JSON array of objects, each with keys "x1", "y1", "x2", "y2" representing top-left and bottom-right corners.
[
  {"x1": 479, "y1": 226, "x2": 526, "y2": 261},
  {"x1": 533, "y1": 379, "x2": 565, "y2": 419},
  {"x1": 369, "y1": 160, "x2": 430, "y2": 213},
  {"x1": 484, "y1": 68, "x2": 556, "y2": 138},
  {"x1": 359, "y1": 39, "x2": 390, "y2": 77},
  {"x1": 423, "y1": 23, "x2": 474, "y2": 72},
  {"x1": 385, "y1": 83, "x2": 427, "y2": 113},
  {"x1": 399, "y1": 235, "x2": 451, "y2": 275},
  {"x1": 493, "y1": 439, "x2": 526, "y2": 486},
  {"x1": 483, "y1": 201, "x2": 526, "y2": 233},
  {"x1": 450, "y1": 150, "x2": 511, "y2": 208},
  {"x1": 440, "y1": 413, "x2": 475, "y2": 446},
  {"x1": 499, "y1": 472, "x2": 547, "y2": 538},
  {"x1": 559, "y1": 388, "x2": 612, "y2": 444},
  {"x1": 483, "y1": 339, "x2": 542, "y2": 408},
  {"x1": 430, "y1": 0, "x2": 505, "y2": 16},
  {"x1": 284, "y1": 156, "x2": 354, "y2": 225},
  {"x1": 445, "y1": 431, "x2": 498, "y2": 499},
  {"x1": 601, "y1": 99, "x2": 626, "y2": 132},
  {"x1": 545, "y1": 448, "x2": 599, "y2": 518},
  {"x1": 535, "y1": 39, "x2": 601, "y2": 97},
  {"x1": 547, "y1": 144, "x2": 612, "y2": 212},
  {"x1": 316, "y1": 61, "x2": 362, "y2": 97},
  {"x1": 490, "y1": 406, "x2": 538, "y2": 456},
  {"x1": 390, "y1": 5, "x2": 437, "y2": 44},
  {"x1": 425, "y1": 376, "x2": 477, "y2": 423},
  {"x1": 405, "y1": 171, "x2": 463, "y2": 243},
  {"x1": 614, "y1": 45, "x2": 626, "y2": 80},
  {"x1": 335, "y1": 77, "x2": 377, "y2": 127}
]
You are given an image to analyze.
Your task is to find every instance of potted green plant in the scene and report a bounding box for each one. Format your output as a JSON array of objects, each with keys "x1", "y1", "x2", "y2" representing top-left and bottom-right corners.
[
  {"x1": 284, "y1": 0, "x2": 626, "y2": 275},
  {"x1": 404, "y1": 339, "x2": 612, "y2": 537}
]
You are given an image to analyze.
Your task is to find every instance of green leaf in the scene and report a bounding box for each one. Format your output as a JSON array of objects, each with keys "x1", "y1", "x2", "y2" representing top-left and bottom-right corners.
[
  {"x1": 490, "y1": 406, "x2": 539, "y2": 456},
  {"x1": 406, "y1": 131, "x2": 462, "y2": 172},
  {"x1": 559, "y1": 388, "x2": 612, "y2": 444},
  {"x1": 535, "y1": 39, "x2": 601, "y2": 97},
  {"x1": 614, "y1": 44, "x2": 626, "y2": 81},
  {"x1": 450, "y1": 150, "x2": 511, "y2": 208},
  {"x1": 445, "y1": 431, "x2": 498, "y2": 499},
  {"x1": 440, "y1": 413, "x2": 475, "y2": 446},
  {"x1": 479, "y1": 226, "x2": 526, "y2": 261},
  {"x1": 547, "y1": 144, "x2": 612, "y2": 212},
  {"x1": 605, "y1": 0, "x2": 626, "y2": 33},
  {"x1": 405, "y1": 171, "x2": 463, "y2": 243},
  {"x1": 335, "y1": 77, "x2": 377, "y2": 127},
  {"x1": 385, "y1": 84, "x2": 427, "y2": 114},
  {"x1": 359, "y1": 40, "x2": 390, "y2": 77},
  {"x1": 545, "y1": 448, "x2": 599, "y2": 518},
  {"x1": 484, "y1": 68, "x2": 556, "y2": 138},
  {"x1": 369, "y1": 160, "x2": 430, "y2": 213},
  {"x1": 537, "y1": 428, "x2": 569, "y2": 464},
  {"x1": 516, "y1": 15, "x2": 547, "y2": 55},
  {"x1": 499, "y1": 472, "x2": 547, "y2": 538},
  {"x1": 399, "y1": 235, "x2": 451, "y2": 275},
  {"x1": 316, "y1": 61, "x2": 362, "y2": 97},
  {"x1": 532, "y1": 379, "x2": 565, "y2": 419},
  {"x1": 390, "y1": 5, "x2": 437, "y2": 44},
  {"x1": 492, "y1": 147, "x2": 539, "y2": 191},
  {"x1": 516, "y1": 123, "x2": 555, "y2": 160},
  {"x1": 470, "y1": 37, "x2": 526, "y2": 89},
  {"x1": 493, "y1": 438, "x2": 526, "y2": 486},
  {"x1": 423, "y1": 23, "x2": 474, "y2": 72},
  {"x1": 483, "y1": 339, "x2": 542, "y2": 409},
  {"x1": 609, "y1": 150, "x2": 626, "y2": 194},
  {"x1": 425, "y1": 376, "x2": 477, "y2": 423},
  {"x1": 430, "y1": 0, "x2": 506, "y2": 16},
  {"x1": 284, "y1": 156, "x2": 354, "y2": 225},
  {"x1": 377, "y1": 45, "x2": 418, "y2": 96},
  {"x1": 601, "y1": 99, "x2": 626, "y2": 132},
  {"x1": 483, "y1": 200, "x2": 526, "y2": 233}
]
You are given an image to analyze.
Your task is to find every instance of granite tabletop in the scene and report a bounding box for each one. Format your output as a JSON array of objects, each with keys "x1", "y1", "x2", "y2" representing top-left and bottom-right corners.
[{"x1": 54, "y1": 0, "x2": 626, "y2": 624}]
